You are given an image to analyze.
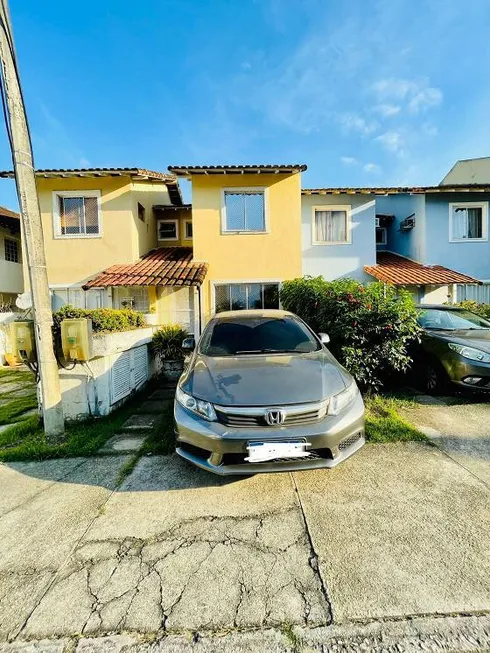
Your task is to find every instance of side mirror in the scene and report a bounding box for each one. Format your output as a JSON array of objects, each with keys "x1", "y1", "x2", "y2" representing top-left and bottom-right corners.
[
  {"x1": 182, "y1": 337, "x2": 195, "y2": 352},
  {"x1": 318, "y1": 332, "x2": 330, "y2": 345}
]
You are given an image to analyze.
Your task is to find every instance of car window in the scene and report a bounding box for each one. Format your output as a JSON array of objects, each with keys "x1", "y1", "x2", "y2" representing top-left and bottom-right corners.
[
  {"x1": 199, "y1": 316, "x2": 321, "y2": 356},
  {"x1": 418, "y1": 308, "x2": 490, "y2": 330}
]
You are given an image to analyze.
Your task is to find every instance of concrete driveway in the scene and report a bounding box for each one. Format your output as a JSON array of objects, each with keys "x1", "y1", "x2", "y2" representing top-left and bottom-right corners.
[{"x1": 0, "y1": 442, "x2": 489, "y2": 651}]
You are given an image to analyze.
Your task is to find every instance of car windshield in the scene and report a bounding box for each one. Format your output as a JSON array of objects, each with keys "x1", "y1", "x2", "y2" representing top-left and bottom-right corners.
[
  {"x1": 199, "y1": 316, "x2": 321, "y2": 357},
  {"x1": 418, "y1": 308, "x2": 490, "y2": 331}
]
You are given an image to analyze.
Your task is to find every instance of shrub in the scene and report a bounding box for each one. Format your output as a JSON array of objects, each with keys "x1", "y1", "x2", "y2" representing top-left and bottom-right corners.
[
  {"x1": 152, "y1": 324, "x2": 189, "y2": 361},
  {"x1": 451, "y1": 300, "x2": 490, "y2": 321},
  {"x1": 53, "y1": 305, "x2": 145, "y2": 334},
  {"x1": 280, "y1": 277, "x2": 421, "y2": 391}
]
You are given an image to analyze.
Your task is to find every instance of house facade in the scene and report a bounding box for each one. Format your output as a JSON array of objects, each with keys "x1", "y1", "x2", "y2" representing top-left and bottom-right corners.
[{"x1": 0, "y1": 206, "x2": 23, "y2": 307}]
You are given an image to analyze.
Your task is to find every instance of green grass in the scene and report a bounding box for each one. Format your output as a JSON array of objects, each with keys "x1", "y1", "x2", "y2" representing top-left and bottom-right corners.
[
  {"x1": 0, "y1": 390, "x2": 155, "y2": 462},
  {"x1": 140, "y1": 402, "x2": 175, "y2": 456},
  {"x1": 365, "y1": 394, "x2": 429, "y2": 443}
]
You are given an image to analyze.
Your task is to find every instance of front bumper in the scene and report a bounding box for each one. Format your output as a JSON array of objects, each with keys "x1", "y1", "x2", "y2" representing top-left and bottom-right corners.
[
  {"x1": 443, "y1": 354, "x2": 490, "y2": 391},
  {"x1": 174, "y1": 393, "x2": 365, "y2": 475}
]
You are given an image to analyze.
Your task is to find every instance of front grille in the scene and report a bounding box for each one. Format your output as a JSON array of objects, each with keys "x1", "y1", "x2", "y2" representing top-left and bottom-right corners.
[
  {"x1": 339, "y1": 432, "x2": 363, "y2": 451},
  {"x1": 215, "y1": 402, "x2": 328, "y2": 429}
]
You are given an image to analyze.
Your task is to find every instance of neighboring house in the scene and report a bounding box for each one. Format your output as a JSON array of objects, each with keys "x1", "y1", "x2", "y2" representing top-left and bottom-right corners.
[
  {"x1": 167, "y1": 164, "x2": 305, "y2": 325},
  {"x1": 0, "y1": 167, "x2": 203, "y2": 328},
  {"x1": 0, "y1": 205, "x2": 23, "y2": 307},
  {"x1": 440, "y1": 157, "x2": 490, "y2": 185}
]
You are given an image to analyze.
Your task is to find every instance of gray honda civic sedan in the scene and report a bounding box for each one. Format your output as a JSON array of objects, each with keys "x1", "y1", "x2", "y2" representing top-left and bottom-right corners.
[{"x1": 174, "y1": 310, "x2": 365, "y2": 475}]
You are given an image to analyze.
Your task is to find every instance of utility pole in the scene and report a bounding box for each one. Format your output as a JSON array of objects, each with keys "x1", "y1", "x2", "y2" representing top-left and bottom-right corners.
[{"x1": 0, "y1": 0, "x2": 64, "y2": 438}]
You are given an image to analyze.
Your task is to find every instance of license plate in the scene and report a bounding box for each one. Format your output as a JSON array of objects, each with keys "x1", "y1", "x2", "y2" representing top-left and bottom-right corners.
[{"x1": 245, "y1": 441, "x2": 310, "y2": 463}]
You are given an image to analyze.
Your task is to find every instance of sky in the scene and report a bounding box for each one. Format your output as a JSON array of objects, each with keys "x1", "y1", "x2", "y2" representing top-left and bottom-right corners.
[{"x1": 1, "y1": 0, "x2": 490, "y2": 208}]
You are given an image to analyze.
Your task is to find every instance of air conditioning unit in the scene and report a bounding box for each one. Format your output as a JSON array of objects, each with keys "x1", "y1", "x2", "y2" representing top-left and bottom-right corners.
[{"x1": 400, "y1": 215, "x2": 415, "y2": 231}]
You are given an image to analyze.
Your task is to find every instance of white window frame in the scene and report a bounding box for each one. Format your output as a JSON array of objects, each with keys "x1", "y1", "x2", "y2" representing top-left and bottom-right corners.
[
  {"x1": 221, "y1": 187, "x2": 268, "y2": 234},
  {"x1": 157, "y1": 218, "x2": 179, "y2": 242},
  {"x1": 184, "y1": 219, "x2": 193, "y2": 240},
  {"x1": 211, "y1": 279, "x2": 281, "y2": 314},
  {"x1": 311, "y1": 205, "x2": 352, "y2": 245},
  {"x1": 52, "y1": 190, "x2": 102, "y2": 239},
  {"x1": 449, "y1": 202, "x2": 488, "y2": 243},
  {"x1": 375, "y1": 227, "x2": 387, "y2": 246}
]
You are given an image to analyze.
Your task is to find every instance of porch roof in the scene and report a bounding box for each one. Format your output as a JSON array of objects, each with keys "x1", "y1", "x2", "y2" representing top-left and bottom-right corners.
[
  {"x1": 82, "y1": 247, "x2": 208, "y2": 289},
  {"x1": 0, "y1": 206, "x2": 20, "y2": 234},
  {"x1": 364, "y1": 252, "x2": 479, "y2": 286},
  {"x1": 168, "y1": 164, "x2": 307, "y2": 177}
]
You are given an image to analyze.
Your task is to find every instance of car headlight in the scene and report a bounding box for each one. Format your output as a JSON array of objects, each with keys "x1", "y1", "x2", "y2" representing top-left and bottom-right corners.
[
  {"x1": 329, "y1": 381, "x2": 360, "y2": 415},
  {"x1": 176, "y1": 386, "x2": 217, "y2": 421},
  {"x1": 448, "y1": 343, "x2": 490, "y2": 363}
]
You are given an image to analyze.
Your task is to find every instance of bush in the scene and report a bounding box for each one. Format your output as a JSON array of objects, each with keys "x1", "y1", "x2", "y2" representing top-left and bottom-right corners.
[
  {"x1": 280, "y1": 277, "x2": 421, "y2": 391},
  {"x1": 152, "y1": 324, "x2": 189, "y2": 361},
  {"x1": 451, "y1": 300, "x2": 490, "y2": 320},
  {"x1": 53, "y1": 305, "x2": 145, "y2": 334}
]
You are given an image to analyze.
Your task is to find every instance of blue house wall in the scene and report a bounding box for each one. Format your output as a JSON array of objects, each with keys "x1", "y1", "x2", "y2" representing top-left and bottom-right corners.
[
  {"x1": 424, "y1": 193, "x2": 490, "y2": 280},
  {"x1": 375, "y1": 194, "x2": 426, "y2": 262}
]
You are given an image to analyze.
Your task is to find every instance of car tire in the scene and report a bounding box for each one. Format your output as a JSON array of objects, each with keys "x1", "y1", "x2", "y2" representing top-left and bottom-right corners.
[{"x1": 421, "y1": 358, "x2": 448, "y2": 395}]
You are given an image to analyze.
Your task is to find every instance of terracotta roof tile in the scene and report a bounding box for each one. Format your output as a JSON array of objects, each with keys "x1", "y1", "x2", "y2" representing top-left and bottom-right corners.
[
  {"x1": 169, "y1": 164, "x2": 306, "y2": 176},
  {"x1": 83, "y1": 247, "x2": 208, "y2": 289},
  {"x1": 364, "y1": 252, "x2": 479, "y2": 286}
]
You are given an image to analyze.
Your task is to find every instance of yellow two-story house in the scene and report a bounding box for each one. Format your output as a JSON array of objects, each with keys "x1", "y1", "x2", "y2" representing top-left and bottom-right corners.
[{"x1": 0, "y1": 163, "x2": 305, "y2": 335}]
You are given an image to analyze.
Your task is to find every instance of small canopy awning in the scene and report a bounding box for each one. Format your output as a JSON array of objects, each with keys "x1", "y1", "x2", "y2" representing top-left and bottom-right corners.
[
  {"x1": 364, "y1": 252, "x2": 479, "y2": 286},
  {"x1": 83, "y1": 247, "x2": 208, "y2": 289}
]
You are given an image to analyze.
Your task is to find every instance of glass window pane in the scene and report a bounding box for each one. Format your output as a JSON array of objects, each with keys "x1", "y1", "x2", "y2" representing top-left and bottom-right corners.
[
  {"x1": 4, "y1": 238, "x2": 19, "y2": 262},
  {"x1": 244, "y1": 193, "x2": 265, "y2": 231},
  {"x1": 231, "y1": 284, "x2": 247, "y2": 310},
  {"x1": 263, "y1": 284, "x2": 279, "y2": 309},
  {"x1": 315, "y1": 210, "x2": 347, "y2": 242},
  {"x1": 158, "y1": 221, "x2": 177, "y2": 239},
  {"x1": 185, "y1": 221, "x2": 193, "y2": 238},
  {"x1": 84, "y1": 196, "x2": 99, "y2": 234},
  {"x1": 247, "y1": 284, "x2": 262, "y2": 309},
  {"x1": 215, "y1": 285, "x2": 230, "y2": 313},
  {"x1": 225, "y1": 193, "x2": 245, "y2": 230},
  {"x1": 468, "y1": 208, "x2": 482, "y2": 238},
  {"x1": 61, "y1": 197, "x2": 84, "y2": 234}
]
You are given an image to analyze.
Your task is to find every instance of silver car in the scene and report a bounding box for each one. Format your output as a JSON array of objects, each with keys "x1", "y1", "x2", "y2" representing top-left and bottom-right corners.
[{"x1": 174, "y1": 310, "x2": 365, "y2": 475}]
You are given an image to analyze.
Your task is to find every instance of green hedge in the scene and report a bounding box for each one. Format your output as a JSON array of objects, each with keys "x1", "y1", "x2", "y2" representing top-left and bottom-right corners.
[
  {"x1": 53, "y1": 305, "x2": 145, "y2": 334},
  {"x1": 280, "y1": 277, "x2": 421, "y2": 391},
  {"x1": 451, "y1": 300, "x2": 490, "y2": 320}
]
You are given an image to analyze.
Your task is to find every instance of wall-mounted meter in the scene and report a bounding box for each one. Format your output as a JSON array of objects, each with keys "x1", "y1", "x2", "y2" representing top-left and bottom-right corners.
[
  {"x1": 61, "y1": 318, "x2": 93, "y2": 362},
  {"x1": 10, "y1": 321, "x2": 36, "y2": 363}
]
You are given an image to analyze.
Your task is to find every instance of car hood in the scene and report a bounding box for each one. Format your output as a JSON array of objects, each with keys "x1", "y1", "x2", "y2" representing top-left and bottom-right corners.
[
  {"x1": 181, "y1": 350, "x2": 349, "y2": 406},
  {"x1": 426, "y1": 329, "x2": 490, "y2": 353}
]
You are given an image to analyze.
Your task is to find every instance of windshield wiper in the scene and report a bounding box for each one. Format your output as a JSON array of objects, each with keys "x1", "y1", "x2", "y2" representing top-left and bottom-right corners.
[{"x1": 234, "y1": 348, "x2": 302, "y2": 354}]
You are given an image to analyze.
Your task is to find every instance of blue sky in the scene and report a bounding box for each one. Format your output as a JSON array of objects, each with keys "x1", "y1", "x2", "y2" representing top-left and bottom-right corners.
[{"x1": 1, "y1": 0, "x2": 490, "y2": 208}]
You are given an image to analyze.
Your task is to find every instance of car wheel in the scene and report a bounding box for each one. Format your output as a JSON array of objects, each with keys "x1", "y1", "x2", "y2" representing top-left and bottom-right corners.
[{"x1": 422, "y1": 359, "x2": 448, "y2": 395}]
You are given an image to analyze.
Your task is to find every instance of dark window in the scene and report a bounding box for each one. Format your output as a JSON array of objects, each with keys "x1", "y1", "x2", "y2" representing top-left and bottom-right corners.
[
  {"x1": 376, "y1": 227, "x2": 387, "y2": 245},
  {"x1": 158, "y1": 220, "x2": 178, "y2": 240},
  {"x1": 185, "y1": 221, "x2": 193, "y2": 238},
  {"x1": 4, "y1": 238, "x2": 19, "y2": 263},
  {"x1": 200, "y1": 316, "x2": 320, "y2": 356},
  {"x1": 138, "y1": 203, "x2": 146, "y2": 222},
  {"x1": 214, "y1": 283, "x2": 279, "y2": 313}
]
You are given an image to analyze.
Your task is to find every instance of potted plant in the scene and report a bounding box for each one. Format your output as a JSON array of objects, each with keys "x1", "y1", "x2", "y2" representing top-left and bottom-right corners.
[{"x1": 152, "y1": 324, "x2": 189, "y2": 382}]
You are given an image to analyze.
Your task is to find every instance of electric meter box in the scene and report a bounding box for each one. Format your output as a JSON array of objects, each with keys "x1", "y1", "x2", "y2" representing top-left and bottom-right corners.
[
  {"x1": 10, "y1": 321, "x2": 36, "y2": 362},
  {"x1": 61, "y1": 318, "x2": 93, "y2": 362}
]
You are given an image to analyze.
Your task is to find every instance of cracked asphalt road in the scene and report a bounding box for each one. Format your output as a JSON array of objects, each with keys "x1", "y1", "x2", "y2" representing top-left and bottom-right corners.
[{"x1": 0, "y1": 442, "x2": 489, "y2": 647}]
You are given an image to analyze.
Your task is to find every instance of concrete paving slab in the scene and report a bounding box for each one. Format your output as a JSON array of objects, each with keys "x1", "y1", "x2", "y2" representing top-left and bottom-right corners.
[
  {"x1": 293, "y1": 442, "x2": 490, "y2": 623},
  {"x1": 119, "y1": 414, "x2": 159, "y2": 431},
  {"x1": 0, "y1": 382, "x2": 23, "y2": 394},
  {"x1": 400, "y1": 401, "x2": 490, "y2": 485},
  {"x1": 21, "y1": 455, "x2": 329, "y2": 637},
  {"x1": 98, "y1": 433, "x2": 146, "y2": 453}
]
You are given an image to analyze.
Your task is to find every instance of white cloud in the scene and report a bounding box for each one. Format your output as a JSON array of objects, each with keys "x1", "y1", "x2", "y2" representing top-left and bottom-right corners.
[
  {"x1": 409, "y1": 87, "x2": 443, "y2": 113},
  {"x1": 374, "y1": 103, "x2": 401, "y2": 117},
  {"x1": 341, "y1": 156, "x2": 358, "y2": 165},
  {"x1": 240, "y1": 61, "x2": 252, "y2": 70},
  {"x1": 375, "y1": 131, "x2": 403, "y2": 153},
  {"x1": 364, "y1": 162, "x2": 381, "y2": 173},
  {"x1": 338, "y1": 113, "x2": 378, "y2": 136},
  {"x1": 372, "y1": 77, "x2": 443, "y2": 114}
]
